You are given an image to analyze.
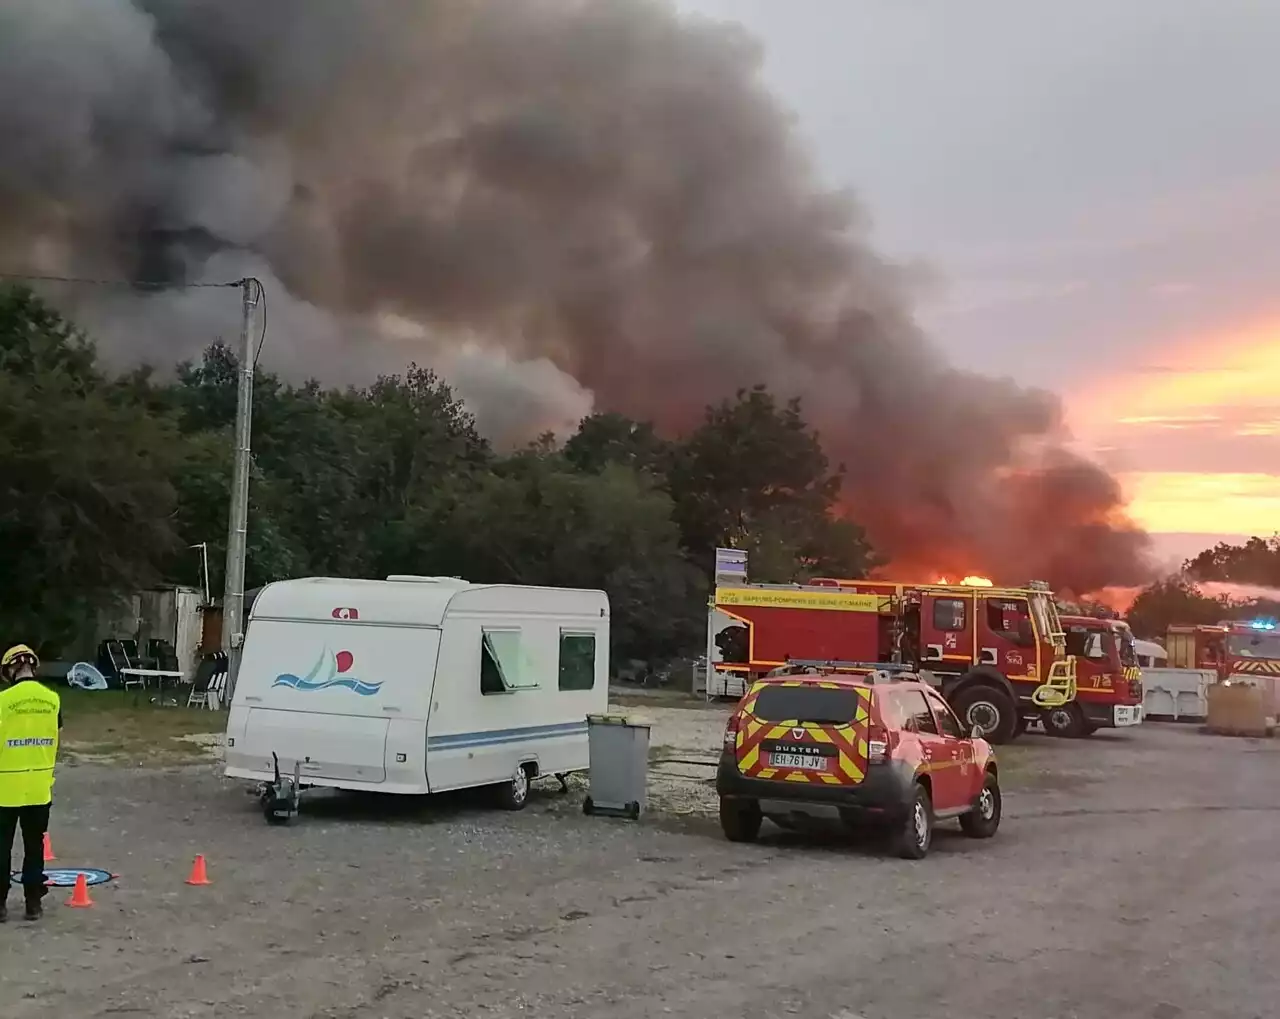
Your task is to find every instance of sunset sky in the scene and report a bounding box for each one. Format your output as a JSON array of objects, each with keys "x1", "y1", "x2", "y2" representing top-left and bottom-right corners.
[{"x1": 679, "y1": 0, "x2": 1280, "y2": 568}]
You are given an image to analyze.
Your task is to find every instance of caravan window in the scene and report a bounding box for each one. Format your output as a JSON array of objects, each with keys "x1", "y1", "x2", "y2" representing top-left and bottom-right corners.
[
  {"x1": 559, "y1": 632, "x2": 597, "y2": 691},
  {"x1": 480, "y1": 630, "x2": 535, "y2": 694}
]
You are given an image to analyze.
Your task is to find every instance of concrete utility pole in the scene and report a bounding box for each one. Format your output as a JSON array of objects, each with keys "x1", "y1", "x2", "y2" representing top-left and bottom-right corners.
[{"x1": 221, "y1": 278, "x2": 259, "y2": 703}]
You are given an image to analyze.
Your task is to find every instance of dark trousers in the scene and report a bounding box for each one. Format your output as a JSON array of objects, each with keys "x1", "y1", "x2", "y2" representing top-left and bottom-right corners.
[{"x1": 0, "y1": 803, "x2": 50, "y2": 899}]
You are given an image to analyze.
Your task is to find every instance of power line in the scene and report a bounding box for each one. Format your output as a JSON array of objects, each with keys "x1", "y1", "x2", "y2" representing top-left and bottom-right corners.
[
  {"x1": 250, "y1": 278, "x2": 269, "y2": 365},
  {"x1": 4, "y1": 268, "x2": 269, "y2": 361},
  {"x1": 0, "y1": 271, "x2": 244, "y2": 289},
  {"x1": 4, "y1": 269, "x2": 269, "y2": 362}
]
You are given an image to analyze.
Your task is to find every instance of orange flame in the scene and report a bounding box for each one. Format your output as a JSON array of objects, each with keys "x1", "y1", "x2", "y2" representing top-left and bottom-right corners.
[{"x1": 961, "y1": 575, "x2": 994, "y2": 587}]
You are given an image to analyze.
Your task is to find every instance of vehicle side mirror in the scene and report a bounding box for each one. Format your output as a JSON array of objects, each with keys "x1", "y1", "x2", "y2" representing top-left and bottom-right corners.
[{"x1": 969, "y1": 724, "x2": 984, "y2": 739}]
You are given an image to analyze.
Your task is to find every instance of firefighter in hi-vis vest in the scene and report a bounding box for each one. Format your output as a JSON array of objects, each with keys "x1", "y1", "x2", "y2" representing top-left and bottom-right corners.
[{"x1": 0, "y1": 644, "x2": 61, "y2": 922}]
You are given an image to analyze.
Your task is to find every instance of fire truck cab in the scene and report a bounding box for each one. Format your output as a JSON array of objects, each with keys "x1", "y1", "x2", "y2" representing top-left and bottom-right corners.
[
  {"x1": 1167, "y1": 620, "x2": 1280, "y2": 680},
  {"x1": 710, "y1": 578, "x2": 1071, "y2": 744},
  {"x1": 1056, "y1": 616, "x2": 1144, "y2": 737}
]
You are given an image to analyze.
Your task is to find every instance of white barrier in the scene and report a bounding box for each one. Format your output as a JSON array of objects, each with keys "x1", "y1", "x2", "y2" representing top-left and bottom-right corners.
[{"x1": 1141, "y1": 668, "x2": 1215, "y2": 721}]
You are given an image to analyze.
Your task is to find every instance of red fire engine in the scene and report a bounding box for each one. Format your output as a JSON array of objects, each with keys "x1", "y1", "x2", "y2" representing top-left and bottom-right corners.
[
  {"x1": 1165, "y1": 620, "x2": 1280, "y2": 680},
  {"x1": 1055, "y1": 615, "x2": 1144, "y2": 737},
  {"x1": 711, "y1": 578, "x2": 1074, "y2": 744}
]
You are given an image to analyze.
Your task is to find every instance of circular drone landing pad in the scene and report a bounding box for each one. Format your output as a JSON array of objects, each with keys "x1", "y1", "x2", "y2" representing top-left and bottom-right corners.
[{"x1": 11, "y1": 867, "x2": 115, "y2": 887}]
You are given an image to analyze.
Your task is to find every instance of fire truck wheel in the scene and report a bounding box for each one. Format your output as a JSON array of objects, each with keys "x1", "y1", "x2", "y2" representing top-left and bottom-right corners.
[
  {"x1": 719, "y1": 797, "x2": 762, "y2": 843},
  {"x1": 1042, "y1": 703, "x2": 1086, "y2": 738},
  {"x1": 952, "y1": 684, "x2": 1017, "y2": 744}
]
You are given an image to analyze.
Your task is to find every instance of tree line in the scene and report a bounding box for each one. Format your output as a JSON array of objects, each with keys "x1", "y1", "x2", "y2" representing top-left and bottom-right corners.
[
  {"x1": 1, "y1": 284, "x2": 1273, "y2": 659},
  {"x1": 0, "y1": 286, "x2": 872, "y2": 662},
  {"x1": 1126, "y1": 537, "x2": 1280, "y2": 639}
]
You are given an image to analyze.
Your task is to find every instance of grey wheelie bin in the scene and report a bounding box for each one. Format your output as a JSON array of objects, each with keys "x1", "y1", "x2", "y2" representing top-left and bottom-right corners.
[{"x1": 583, "y1": 713, "x2": 650, "y2": 820}]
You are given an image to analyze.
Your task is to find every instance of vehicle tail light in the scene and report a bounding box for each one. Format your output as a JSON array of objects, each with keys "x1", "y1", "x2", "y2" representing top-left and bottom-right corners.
[
  {"x1": 723, "y1": 713, "x2": 741, "y2": 748},
  {"x1": 867, "y1": 723, "x2": 891, "y2": 763}
]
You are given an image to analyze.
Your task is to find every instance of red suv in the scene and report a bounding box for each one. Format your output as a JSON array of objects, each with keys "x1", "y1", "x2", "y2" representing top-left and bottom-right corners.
[{"x1": 715, "y1": 670, "x2": 1001, "y2": 858}]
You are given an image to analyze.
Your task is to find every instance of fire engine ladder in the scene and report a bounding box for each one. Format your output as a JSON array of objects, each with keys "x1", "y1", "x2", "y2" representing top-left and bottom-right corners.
[{"x1": 1030, "y1": 656, "x2": 1078, "y2": 708}]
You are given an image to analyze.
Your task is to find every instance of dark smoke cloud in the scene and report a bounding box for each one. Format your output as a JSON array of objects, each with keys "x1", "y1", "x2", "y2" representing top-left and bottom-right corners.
[{"x1": 0, "y1": 0, "x2": 1151, "y2": 590}]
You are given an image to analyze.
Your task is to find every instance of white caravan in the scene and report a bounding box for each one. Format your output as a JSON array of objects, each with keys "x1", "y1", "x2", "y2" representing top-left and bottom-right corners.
[{"x1": 224, "y1": 576, "x2": 609, "y2": 809}]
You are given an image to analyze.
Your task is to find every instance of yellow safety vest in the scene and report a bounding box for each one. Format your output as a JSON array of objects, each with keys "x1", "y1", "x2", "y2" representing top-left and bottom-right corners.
[{"x1": 0, "y1": 680, "x2": 60, "y2": 807}]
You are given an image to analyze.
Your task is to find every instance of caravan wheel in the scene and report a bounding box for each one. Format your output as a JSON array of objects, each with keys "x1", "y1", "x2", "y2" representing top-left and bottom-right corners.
[{"x1": 497, "y1": 765, "x2": 532, "y2": 811}]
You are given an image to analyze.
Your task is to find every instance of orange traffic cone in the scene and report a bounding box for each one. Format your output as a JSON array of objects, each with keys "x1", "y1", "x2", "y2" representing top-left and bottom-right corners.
[
  {"x1": 185, "y1": 855, "x2": 211, "y2": 886},
  {"x1": 43, "y1": 832, "x2": 55, "y2": 862},
  {"x1": 66, "y1": 873, "x2": 93, "y2": 908}
]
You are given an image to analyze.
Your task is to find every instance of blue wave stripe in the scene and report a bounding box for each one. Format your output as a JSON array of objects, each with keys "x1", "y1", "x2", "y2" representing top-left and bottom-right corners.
[
  {"x1": 272, "y1": 673, "x2": 382, "y2": 696},
  {"x1": 428, "y1": 720, "x2": 588, "y2": 750}
]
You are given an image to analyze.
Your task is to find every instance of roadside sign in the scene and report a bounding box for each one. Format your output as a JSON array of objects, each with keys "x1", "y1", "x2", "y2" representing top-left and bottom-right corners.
[{"x1": 714, "y1": 547, "x2": 748, "y2": 584}]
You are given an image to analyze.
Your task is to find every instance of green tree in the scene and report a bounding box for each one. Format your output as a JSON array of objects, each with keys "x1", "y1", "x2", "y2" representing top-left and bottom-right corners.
[
  {"x1": 168, "y1": 347, "x2": 331, "y2": 588},
  {"x1": 669, "y1": 386, "x2": 875, "y2": 581},
  {"x1": 171, "y1": 341, "x2": 241, "y2": 432},
  {"x1": 167, "y1": 351, "x2": 490, "y2": 587},
  {"x1": 348, "y1": 365, "x2": 492, "y2": 575},
  {"x1": 0, "y1": 287, "x2": 192, "y2": 651},
  {"x1": 402, "y1": 450, "x2": 703, "y2": 661},
  {"x1": 564, "y1": 412, "x2": 672, "y2": 479},
  {"x1": 1126, "y1": 577, "x2": 1225, "y2": 639},
  {"x1": 165, "y1": 429, "x2": 302, "y2": 593},
  {"x1": 1184, "y1": 536, "x2": 1280, "y2": 587}
]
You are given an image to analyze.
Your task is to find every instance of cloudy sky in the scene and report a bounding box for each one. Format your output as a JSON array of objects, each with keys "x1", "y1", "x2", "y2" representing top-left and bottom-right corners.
[{"x1": 676, "y1": 0, "x2": 1280, "y2": 565}]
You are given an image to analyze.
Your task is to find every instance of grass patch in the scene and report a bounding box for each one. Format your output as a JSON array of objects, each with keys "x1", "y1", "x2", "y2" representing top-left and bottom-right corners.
[
  {"x1": 993, "y1": 741, "x2": 1099, "y2": 791},
  {"x1": 57, "y1": 688, "x2": 225, "y2": 765},
  {"x1": 991, "y1": 744, "x2": 1037, "y2": 783}
]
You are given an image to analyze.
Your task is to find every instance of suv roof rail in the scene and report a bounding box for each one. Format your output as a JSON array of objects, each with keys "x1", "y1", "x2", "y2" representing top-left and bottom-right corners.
[{"x1": 783, "y1": 660, "x2": 917, "y2": 682}]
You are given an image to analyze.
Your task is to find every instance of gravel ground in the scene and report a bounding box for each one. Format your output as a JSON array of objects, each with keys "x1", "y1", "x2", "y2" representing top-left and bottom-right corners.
[
  {"x1": 624, "y1": 699, "x2": 731, "y2": 816},
  {"x1": 3, "y1": 718, "x2": 1278, "y2": 1019}
]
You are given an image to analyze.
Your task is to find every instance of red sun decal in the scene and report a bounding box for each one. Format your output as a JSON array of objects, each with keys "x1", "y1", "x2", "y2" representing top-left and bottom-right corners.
[{"x1": 335, "y1": 650, "x2": 354, "y2": 674}]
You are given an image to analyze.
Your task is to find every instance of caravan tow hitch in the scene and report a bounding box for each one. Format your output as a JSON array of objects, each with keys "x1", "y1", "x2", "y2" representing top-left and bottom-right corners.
[{"x1": 259, "y1": 752, "x2": 302, "y2": 825}]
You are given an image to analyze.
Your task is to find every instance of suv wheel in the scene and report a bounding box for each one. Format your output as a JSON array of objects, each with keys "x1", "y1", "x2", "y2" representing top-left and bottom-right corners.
[
  {"x1": 719, "y1": 797, "x2": 762, "y2": 843},
  {"x1": 1043, "y1": 702, "x2": 1085, "y2": 739},
  {"x1": 892, "y1": 783, "x2": 933, "y2": 860},
  {"x1": 953, "y1": 684, "x2": 1017, "y2": 744},
  {"x1": 960, "y1": 771, "x2": 1001, "y2": 839}
]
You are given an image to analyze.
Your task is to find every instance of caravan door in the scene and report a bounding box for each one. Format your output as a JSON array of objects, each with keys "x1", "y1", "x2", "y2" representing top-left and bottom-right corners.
[{"x1": 226, "y1": 620, "x2": 440, "y2": 794}]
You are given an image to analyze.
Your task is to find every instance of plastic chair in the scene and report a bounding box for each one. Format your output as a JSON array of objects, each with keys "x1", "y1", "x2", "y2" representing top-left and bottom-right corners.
[
  {"x1": 104, "y1": 639, "x2": 143, "y2": 691},
  {"x1": 146, "y1": 639, "x2": 180, "y2": 673},
  {"x1": 188, "y1": 652, "x2": 229, "y2": 709}
]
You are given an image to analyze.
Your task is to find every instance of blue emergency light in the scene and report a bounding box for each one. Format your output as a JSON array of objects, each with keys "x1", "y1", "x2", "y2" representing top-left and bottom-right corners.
[{"x1": 1248, "y1": 618, "x2": 1277, "y2": 631}]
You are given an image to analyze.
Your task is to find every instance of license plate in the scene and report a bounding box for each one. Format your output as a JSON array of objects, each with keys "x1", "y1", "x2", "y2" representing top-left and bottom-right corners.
[
  {"x1": 771, "y1": 752, "x2": 827, "y2": 770},
  {"x1": 1114, "y1": 705, "x2": 1142, "y2": 726}
]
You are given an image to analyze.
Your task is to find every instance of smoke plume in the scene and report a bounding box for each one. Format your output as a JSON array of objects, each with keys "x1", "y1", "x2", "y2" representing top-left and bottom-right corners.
[
  {"x1": 1199, "y1": 582, "x2": 1280, "y2": 605},
  {"x1": 0, "y1": 0, "x2": 1151, "y2": 591}
]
